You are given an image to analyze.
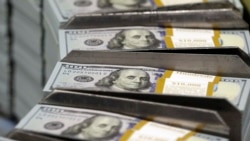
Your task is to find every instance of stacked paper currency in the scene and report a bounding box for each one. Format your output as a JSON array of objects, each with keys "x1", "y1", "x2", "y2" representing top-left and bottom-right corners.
[
  {"x1": 11, "y1": 0, "x2": 44, "y2": 119},
  {"x1": 44, "y1": 0, "x2": 244, "y2": 41},
  {"x1": 44, "y1": 0, "x2": 247, "y2": 78},
  {"x1": 5, "y1": 0, "x2": 249, "y2": 140},
  {"x1": 43, "y1": 1, "x2": 249, "y2": 141},
  {"x1": 59, "y1": 26, "x2": 250, "y2": 58},
  {"x1": 13, "y1": 104, "x2": 229, "y2": 141},
  {"x1": 43, "y1": 61, "x2": 250, "y2": 140},
  {"x1": 44, "y1": 64, "x2": 249, "y2": 116}
]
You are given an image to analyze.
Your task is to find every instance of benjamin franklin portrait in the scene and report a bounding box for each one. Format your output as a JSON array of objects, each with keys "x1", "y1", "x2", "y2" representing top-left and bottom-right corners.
[
  {"x1": 95, "y1": 68, "x2": 151, "y2": 92},
  {"x1": 107, "y1": 29, "x2": 161, "y2": 50},
  {"x1": 61, "y1": 115, "x2": 122, "y2": 140}
]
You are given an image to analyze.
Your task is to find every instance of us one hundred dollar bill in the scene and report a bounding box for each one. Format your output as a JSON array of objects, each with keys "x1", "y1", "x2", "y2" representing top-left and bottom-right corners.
[
  {"x1": 52, "y1": 0, "x2": 227, "y2": 21},
  {"x1": 44, "y1": 62, "x2": 165, "y2": 93},
  {"x1": 16, "y1": 104, "x2": 229, "y2": 141},
  {"x1": 59, "y1": 26, "x2": 250, "y2": 58},
  {"x1": 44, "y1": 62, "x2": 250, "y2": 106}
]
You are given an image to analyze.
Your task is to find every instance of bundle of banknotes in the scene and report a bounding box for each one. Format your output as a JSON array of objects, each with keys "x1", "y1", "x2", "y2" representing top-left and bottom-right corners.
[
  {"x1": 2, "y1": 0, "x2": 248, "y2": 141},
  {"x1": 7, "y1": 0, "x2": 246, "y2": 120},
  {"x1": 44, "y1": 0, "x2": 244, "y2": 41},
  {"x1": 12, "y1": 104, "x2": 229, "y2": 141},
  {"x1": 44, "y1": 0, "x2": 244, "y2": 26},
  {"x1": 43, "y1": 60, "x2": 250, "y2": 137},
  {"x1": 59, "y1": 26, "x2": 250, "y2": 58},
  {"x1": 44, "y1": 63, "x2": 250, "y2": 106},
  {"x1": 44, "y1": 0, "x2": 248, "y2": 79}
]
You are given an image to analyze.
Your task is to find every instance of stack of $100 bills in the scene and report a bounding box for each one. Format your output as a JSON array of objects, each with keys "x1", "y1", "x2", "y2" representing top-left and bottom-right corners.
[{"x1": 3, "y1": 0, "x2": 249, "y2": 141}]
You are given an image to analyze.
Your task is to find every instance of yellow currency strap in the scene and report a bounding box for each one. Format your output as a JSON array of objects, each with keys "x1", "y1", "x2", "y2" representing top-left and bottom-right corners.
[
  {"x1": 161, "y1": 70, "x2": 173, "y2": 78},
  {"x1": 213, "y1": 36, "x2": 221, "y2": 47},
  {"x1": 214, "y1": 30, "x2": 220, "y2": 38},
  {"x1": 207, "y1": 76, "x2": 221, "y2": 96},
  {"x1": 164, "y1": 37, "x2": 174, "y2": 48},
  {"x1": 177, "y1": 124, "x2": 204, "y2": 141},
  {"x1": 154, "y1": 0, "x2": 209, "y2": 6},
  {"x1": 166, "y1": 28, "x2": 174, "y2": 36},
  {"x1": 155, "y1": 78, "x2": 165, "y2": 94},
  {"x1": 154, "y1": 70, "x2": 174, "y2": 94},
  {"x1": 177, "y1": 131, "x2": 196, "y2": 141},
  {"x1": 155, "y1": 71, "x2": 221, "y2": 94},
  {"x1": 153, "y1": 0, "x2": 164, "y2": 6},
  {"x1": 131, "y1": 120, "x2": 149, "y2": 130},
  {"x1": 213, "y1": 76, "x2": 221, "y2": 83},
  {"x1": 161, "y1": 71, "x2": 220, "y2": 82},
  {"x1": 164, "y1": 30, "x2": 221, "y2": 48},
  {"x1": 166, "y1": 28, "x2": 220, "y2": 37},
  {"x1": 206, "y1": 82, "x2": 214, "y2": 96},
  {"x1": 212, "y1": 30, "x2": 221, "y2": 47},
  {"x1": 119, "y1": 120, "x2": 148, "y2": 141},
  {"x1": 154, "y1": 70, "x2": 173, "y2": 94},
  {"x1": 119, "y1": 130, "x2": 134, "y2": 141}
]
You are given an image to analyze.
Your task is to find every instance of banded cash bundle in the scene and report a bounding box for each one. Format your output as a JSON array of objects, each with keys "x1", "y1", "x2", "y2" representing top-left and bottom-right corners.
[
  {"x1": 48, "y1": 0, "x2": 229, "y2": 22},
  {"x1": 16, "y1": 104, "x2": 228, "y2": 141},
  {"x1": 44, "y1": 62, "x2": 250, "y2": 106},
  {"x1": 59, "y1": 26, "x2": 250, "y2": 58}
]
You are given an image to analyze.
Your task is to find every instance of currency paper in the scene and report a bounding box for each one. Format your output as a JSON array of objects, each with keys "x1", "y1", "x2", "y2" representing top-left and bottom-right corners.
[
  {"x1": 59, "y1": 27, "x2": 250, "y2": 58},
  {"x1": 53, "y1": 0, "x2": 227, "y2": 21},
  {"x1": 44, "y1": 62, "x2": 165, "y2": 93},
  {"x1": 44, "y1": 62, "x2": 249, "y2": 105},
  {"x1": 16, "y1": 104, "x2": 229, "y2": 141}
]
